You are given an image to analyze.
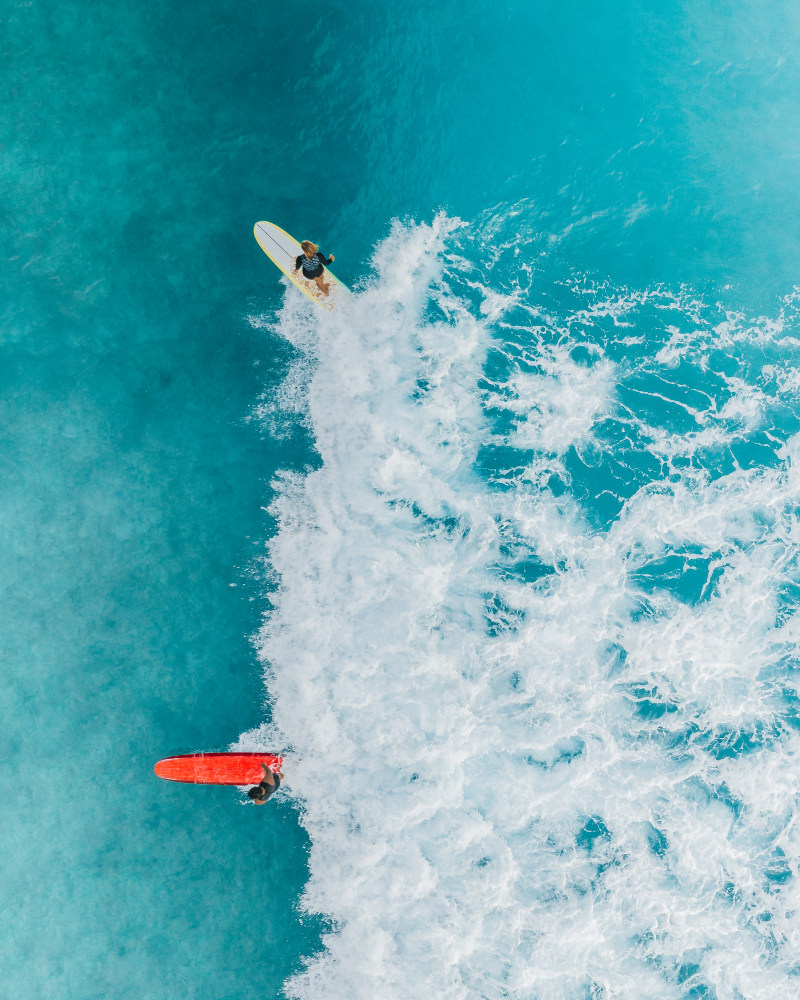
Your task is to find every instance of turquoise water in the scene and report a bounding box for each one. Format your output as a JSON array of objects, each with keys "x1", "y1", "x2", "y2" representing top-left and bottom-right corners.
[{"x1": 5, "y1": 1, "x2": 800, "y2": 998}]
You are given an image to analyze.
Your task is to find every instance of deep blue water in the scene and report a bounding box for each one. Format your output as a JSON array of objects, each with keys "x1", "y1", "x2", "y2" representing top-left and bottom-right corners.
[{"x1": 5, "y1": 1, "x2": 800, "y2": 998}]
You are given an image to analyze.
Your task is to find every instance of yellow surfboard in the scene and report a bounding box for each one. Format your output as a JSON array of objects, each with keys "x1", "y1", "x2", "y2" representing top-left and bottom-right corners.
[{"x1": 254, "y1": 221, "x2": 347, "y2": 310}]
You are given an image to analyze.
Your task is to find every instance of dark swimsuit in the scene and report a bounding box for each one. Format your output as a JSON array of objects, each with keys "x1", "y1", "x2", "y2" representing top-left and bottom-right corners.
[
  {"x1": 257, "y1": 773, "x2": 281, "y2": 801},
  {"x1": 295, "y1": 251, "x2": 333, "y2": 280}
]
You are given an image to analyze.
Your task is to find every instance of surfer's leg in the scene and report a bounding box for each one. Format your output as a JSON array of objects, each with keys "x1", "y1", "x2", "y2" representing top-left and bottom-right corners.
[{"x1": 313, "y1": 274, "x2": 330, "y2": 296}]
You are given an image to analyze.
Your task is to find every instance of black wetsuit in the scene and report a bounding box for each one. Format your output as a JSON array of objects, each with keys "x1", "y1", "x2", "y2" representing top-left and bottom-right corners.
[
  {"x1": 295, "y1": 251, "x2": 333, "y2": 280},
  {"x1": 256, "y1": 773, "x2": 281, "y2": 801}
]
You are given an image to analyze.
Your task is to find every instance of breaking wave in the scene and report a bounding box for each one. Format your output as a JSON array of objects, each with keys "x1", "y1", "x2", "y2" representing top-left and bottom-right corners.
[{"x1": 240, "y1": 215, "x2": 800, "y2": 1000}]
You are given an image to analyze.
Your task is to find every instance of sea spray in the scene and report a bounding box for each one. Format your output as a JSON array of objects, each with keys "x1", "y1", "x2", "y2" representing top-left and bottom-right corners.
[{"x1": 240, "y1": 218, "x2": 800, "y2": 1000}]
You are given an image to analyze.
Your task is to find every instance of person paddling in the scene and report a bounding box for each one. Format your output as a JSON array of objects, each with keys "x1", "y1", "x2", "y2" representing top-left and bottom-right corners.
[
  {"x1": 247, "y1": 763, "x2": 285, "y2": 805},
  {"x1": 294, "y1": 241, "x2": 335, "y2": 297}
]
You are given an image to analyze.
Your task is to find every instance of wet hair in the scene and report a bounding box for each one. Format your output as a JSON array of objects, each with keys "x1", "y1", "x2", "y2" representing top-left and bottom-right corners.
[
  {"x1": 247, "y1": 785, "x2": 266, "y2": 801},
  {"x1": 300, "y1": 241, "x2": 318, "y2": 254}
]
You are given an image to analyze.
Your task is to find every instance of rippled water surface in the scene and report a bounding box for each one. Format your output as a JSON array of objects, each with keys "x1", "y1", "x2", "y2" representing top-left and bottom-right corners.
[{"x1": 5, "y1": 1, "x2": 800, "y2": 998}]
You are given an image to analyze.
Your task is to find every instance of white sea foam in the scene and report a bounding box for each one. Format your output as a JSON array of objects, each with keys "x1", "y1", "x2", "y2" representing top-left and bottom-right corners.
[{"x1": 240, "y1": 218, "x2": 800, "y2": 1000}]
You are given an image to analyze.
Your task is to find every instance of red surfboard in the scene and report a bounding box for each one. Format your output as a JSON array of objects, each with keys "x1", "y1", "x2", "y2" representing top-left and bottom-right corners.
[{"x1": 154, "y1": 752, "x2": 284, "y2": 785}]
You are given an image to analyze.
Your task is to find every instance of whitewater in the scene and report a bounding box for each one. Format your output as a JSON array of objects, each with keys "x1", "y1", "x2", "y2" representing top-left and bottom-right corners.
[{"x1": 240, "y1": 216, "x2": 800, "y2": 1000}]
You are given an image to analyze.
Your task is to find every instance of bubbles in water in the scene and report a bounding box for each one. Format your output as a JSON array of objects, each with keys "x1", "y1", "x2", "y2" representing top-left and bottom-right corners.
[{"x1": 242, "y1": 217, "x2": 800, "y2": 1000}]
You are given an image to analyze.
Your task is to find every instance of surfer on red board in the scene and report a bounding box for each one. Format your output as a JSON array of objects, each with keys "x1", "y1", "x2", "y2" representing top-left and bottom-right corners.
[
  {"x1": 247, "y1": 762, "x2": 285, "y2": 805},
  {"x1": 293, "y1": 241, "x2": 335, "y2": 297}
]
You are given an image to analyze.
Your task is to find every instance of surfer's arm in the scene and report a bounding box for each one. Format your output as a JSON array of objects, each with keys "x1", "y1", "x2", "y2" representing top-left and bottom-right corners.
[
  {"x1": 319, "y1": 252, "x2": 335, "y2": 266},
  {"x1": 294, "y1": 255, "x2": 303, "y2": 273}
]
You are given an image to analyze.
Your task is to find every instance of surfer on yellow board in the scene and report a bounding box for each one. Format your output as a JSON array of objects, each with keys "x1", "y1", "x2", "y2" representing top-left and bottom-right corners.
[{"x1": 293, "y1": 241, "x2": 335, "y2": 297}]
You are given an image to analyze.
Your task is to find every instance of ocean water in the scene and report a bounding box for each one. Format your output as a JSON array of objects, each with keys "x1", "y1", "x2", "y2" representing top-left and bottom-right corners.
[{"x1": 5, "y1": 1, "x2": 800, "y2": 999}]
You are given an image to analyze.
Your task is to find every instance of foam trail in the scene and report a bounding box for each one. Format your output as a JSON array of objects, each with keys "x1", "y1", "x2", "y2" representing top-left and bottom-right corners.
[{"x1": 241, "y1": 217, "x2": 800, "y2": 1000}]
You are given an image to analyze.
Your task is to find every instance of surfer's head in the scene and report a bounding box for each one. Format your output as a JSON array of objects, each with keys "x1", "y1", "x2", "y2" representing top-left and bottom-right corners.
[
  {"x1": 300, "y1": 241, "x2": 318, "y2": 257},
  {"x1": 247, "y1": 785, "x2": 267, "y2": 801}
]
